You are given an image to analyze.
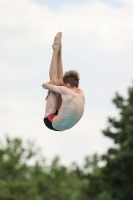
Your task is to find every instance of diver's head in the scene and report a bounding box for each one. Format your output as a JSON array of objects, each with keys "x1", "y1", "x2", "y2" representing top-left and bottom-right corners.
[{"x1": 63, "y1": 70, "x2": 80, "y2": 88}]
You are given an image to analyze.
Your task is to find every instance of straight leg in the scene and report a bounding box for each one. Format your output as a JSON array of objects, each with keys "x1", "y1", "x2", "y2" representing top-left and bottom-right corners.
[
  {"x1": 49, "y1": 50, "x2": 59, "y2": 85},
  {"x1": 57, "y1": 47, "x2": 63, "y2": 85},
  {"x1": 44, "y1": 32, "x2": 62, "y2": 117},
  {"x1": 56, "y1": 49, "x2": 63, "y2": 110}
]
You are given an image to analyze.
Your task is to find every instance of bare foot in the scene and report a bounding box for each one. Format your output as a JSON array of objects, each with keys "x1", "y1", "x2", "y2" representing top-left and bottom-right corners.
[{"x1": 52, "y1": 32, "x2": 62, "y2": 51}]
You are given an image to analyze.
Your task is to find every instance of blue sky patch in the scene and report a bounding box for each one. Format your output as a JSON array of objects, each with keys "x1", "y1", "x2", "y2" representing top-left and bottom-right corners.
[{"x1": 32, "y1": 0, "x2": 123, "y2": 9}]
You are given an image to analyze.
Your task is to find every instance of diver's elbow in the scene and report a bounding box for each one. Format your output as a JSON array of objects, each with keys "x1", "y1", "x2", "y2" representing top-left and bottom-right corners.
[{"x1": 42, "y1": 83, "x2": 47, "y2": 89}]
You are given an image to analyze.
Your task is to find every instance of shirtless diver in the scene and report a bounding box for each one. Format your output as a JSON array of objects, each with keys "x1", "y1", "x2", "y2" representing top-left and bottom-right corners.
[{"x1": 42, "y1": 32, "x2": 85, "y2": 131}]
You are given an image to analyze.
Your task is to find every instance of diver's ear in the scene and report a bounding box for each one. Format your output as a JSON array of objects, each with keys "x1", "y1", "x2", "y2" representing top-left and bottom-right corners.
[
  {"x1": 68, "y1": 84, "x2": 71, "y2": 88},
  {"x1": 65, "y1": 83, "x2": 71, "y2": 88}
]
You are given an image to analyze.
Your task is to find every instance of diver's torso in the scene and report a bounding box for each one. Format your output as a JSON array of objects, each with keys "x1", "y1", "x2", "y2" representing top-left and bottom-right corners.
[{"x1": 52, "y1": 89, "x2": 85, "y2": 131}]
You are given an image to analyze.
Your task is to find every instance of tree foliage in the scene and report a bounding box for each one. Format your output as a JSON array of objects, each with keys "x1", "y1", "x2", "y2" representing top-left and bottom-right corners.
[
  {"x1": 101, "y1": 83, "x2": 133, "y2": 200},
  {"x1": 0, "y1": 136, "x2": 84, "y2": 200}
]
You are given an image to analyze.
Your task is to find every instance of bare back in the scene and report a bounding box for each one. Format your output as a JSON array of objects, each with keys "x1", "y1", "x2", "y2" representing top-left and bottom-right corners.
[{"x1": 52, "y1": 86, "x2": 85, "y2": 131}]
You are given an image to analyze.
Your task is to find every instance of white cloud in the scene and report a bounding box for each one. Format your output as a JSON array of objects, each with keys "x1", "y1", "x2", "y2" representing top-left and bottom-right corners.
[
  {"x1": 120, "y1": 0, "x2": 133, "y2": 5},
  {"x1": 1, "y1": 0, "x2": 133, "y2": 51}
]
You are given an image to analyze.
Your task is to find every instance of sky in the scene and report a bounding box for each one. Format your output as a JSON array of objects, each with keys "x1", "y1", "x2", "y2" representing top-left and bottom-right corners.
[
  {"x1": 0, "y1": 0, "x2": 133, "y2": 166},
  {"x1": 32, "y1": 0, "x2": 123, "y2": 9}
]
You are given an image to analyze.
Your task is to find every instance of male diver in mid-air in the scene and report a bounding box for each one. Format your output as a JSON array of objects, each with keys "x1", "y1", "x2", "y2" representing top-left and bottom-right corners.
[{"x1": 42, "y1": 32, "x2": 85, "y2": 131}]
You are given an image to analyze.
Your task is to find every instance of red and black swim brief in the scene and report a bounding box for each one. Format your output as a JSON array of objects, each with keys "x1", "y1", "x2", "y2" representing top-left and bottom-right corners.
[{"x1": 43, "y1": 110, "x2": 59, "y2": 131}]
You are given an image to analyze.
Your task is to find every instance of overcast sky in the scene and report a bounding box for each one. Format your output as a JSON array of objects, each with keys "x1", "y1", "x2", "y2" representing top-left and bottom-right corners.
[{"x1": 0, "y1": 0, "x2": 133, "y2": 166}]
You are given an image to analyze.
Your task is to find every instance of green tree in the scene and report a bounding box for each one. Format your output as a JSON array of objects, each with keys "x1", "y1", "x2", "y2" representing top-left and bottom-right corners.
[
  {"x1": 0, "y1": 136, "x2": 84, "y2": 200},
  {"x1": 0, "y1": 136, "x2": 40, "y2": 181},
  {"x1": 0, "y1": 136, "x2": 42, "y2": 200},
  {"x1": 32, "y1": 156, "x2": 83, "y2": 200},
  {"x1": 70, "y1": 154, "x2": 102, "y2": 200},
  {"x1": 101, "y1": 83, "x2": 133, "y2": 200}
]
